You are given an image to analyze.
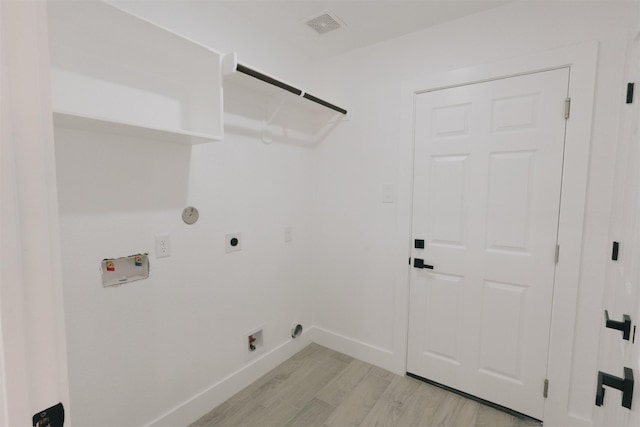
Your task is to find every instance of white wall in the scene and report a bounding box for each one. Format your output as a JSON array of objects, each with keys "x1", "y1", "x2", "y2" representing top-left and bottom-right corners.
[
  {"x1": 54, "y1": 2, "x2": 318, "y2": 426},
  {"x1": 310, "y1": 1, "x2": 639, "y2": 425}
]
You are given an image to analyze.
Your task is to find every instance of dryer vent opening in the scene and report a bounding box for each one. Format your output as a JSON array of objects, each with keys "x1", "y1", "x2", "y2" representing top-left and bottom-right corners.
[{"x1": 291, "y1": 324, "x2": 303, "y2": 339}]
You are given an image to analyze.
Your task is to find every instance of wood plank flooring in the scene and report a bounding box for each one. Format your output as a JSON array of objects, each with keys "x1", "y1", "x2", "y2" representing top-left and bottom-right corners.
[{"x1": 190, "y1": 344, "x2": 542, "y2": 427}]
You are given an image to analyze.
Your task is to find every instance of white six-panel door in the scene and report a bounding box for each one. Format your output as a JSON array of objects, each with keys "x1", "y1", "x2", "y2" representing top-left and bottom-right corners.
[{"x1": 407, "y1": 68, "x2": 570, "y2": 419}]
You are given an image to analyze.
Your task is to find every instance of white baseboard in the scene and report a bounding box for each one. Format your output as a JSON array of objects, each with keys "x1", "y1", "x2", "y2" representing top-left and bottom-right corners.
[
  {"x1": 144, "y1": 333, "x2": 313, "y2": 427},
  {"x1": 309, "y1": 326, "x2": 398, "y2": 374},
  {"x1": 144, "y1": 326, "x2": 397, "y2": 427}
]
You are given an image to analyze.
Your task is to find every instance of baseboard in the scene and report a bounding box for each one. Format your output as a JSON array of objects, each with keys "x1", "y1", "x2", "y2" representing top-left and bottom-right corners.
[
  {"x1": 310, "y1": 326, "x2": 398, "y2": 374},
  {"x1": 144, "y1": 332, "x2": 313, "y2": 427},
  {"x1": 144, "y1": 326, "x2": 397, "y2": 426}
]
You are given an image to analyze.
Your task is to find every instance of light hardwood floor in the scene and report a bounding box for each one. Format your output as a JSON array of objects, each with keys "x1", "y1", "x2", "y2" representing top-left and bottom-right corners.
[{"x1": 191, "y1": 343, "x2": 542, "y2": 427}]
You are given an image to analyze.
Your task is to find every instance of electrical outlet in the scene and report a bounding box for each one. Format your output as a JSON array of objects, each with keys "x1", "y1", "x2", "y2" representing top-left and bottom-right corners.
[
  {"x1": 225, "y1": 232, "x2": 242, "y2": 253},
  {"x1": 155, "y1": 234, "x2": 171, "y2": 258}
]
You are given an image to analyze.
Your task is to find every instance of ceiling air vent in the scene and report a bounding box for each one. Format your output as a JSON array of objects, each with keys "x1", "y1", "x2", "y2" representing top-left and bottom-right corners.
[{"x1": 304, "y1": 11, "x2": 345, "y2": 35}]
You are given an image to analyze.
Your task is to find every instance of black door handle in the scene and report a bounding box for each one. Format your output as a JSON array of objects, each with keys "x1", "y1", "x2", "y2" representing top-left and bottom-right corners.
[
  {"x1": 605, "y1": 310, "x2": 632, "y2": 340},
  {"x1": 413, "y1": 258, "x2": 433, "y2": 269},
  {"x1": 595, "y1": 367, "x2": 634, "y2": 409}
]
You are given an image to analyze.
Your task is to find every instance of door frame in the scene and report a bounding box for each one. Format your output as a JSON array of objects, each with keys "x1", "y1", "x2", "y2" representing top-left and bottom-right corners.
[
  {"x1": 594, "y1": 29, "x2": 640, "y2": 426},
  {"x1": 407, "y1": 67, "x2": 572, "y2": 420},
  {"x1": 395, "y1": 42, "x2": 598, "y2": 425},
  {"x1": 0, "y1": 1, "x2": 71, "y2": 425}
]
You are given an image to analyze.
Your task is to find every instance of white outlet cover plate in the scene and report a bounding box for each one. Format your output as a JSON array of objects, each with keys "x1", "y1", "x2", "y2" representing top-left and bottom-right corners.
[
  {"x1": 225, "y1": 232, "x2": 242, "y2": 253},
  {"x1": 155, "y1": 234, "x2": 171, "y2": 258}
]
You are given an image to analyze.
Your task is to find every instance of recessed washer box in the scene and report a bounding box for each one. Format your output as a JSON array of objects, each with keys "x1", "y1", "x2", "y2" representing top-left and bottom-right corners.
[
  {"x1": 245, "y1": 326, "x2": 264, "y2": 359},
  {"x1": 225, "y1": 232, "x2": 242, "y2": 253},
  {"x1": 101, "y1": 254, "x2": 149, "y2": 287}
]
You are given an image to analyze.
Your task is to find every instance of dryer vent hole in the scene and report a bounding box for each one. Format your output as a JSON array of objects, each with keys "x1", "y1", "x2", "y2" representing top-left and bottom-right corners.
[{"x1": 291, "y1": 324, "x2": 303, "y2": 339}]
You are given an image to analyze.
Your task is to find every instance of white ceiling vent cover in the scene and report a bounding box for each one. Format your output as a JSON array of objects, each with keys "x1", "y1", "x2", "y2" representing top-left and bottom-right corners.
[{"x1": 304, "y1": 10, "x2": 345, "y2": 35}]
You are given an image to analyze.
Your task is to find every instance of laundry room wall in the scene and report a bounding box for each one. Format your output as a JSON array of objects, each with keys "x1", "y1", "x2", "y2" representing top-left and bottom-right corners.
[
  {"x1": 54, "y1": 2, "x2": 319, "y2": 426},
  {"x1": 309, "y1": 1, "x2": 640, "y2": 425}
]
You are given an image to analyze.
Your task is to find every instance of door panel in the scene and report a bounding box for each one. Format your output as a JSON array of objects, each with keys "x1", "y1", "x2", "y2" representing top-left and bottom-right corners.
[
  {"x1": 486, "y1": 150, "x2": 535, "y2": 252},
  {"x1": 408, "y1": 68, "x2": 570, "y2": 419},
  {"x1": 424, "y1": 272, "x2": 463, "y2": 363},
  {"x1": 479, "y1": 280, "x2": 527, "y2": 382},
  {"x1": 429, "y1": 155, "x2": 467, "y2": 246}
]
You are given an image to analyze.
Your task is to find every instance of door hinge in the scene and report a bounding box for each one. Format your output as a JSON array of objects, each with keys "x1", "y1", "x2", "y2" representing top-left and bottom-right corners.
[
  {"x1": 627, "y1": 82, "x2": 634, "y2": 104},
  {"x1": 555, "y1": 244, "x2": 560, "y2": 264},
  {"x1": 564, "y1": 98, "x2": 571, "y2": 119},
  {"x1": 543, "y1": 379, "x2": 549, "y2": 398}
]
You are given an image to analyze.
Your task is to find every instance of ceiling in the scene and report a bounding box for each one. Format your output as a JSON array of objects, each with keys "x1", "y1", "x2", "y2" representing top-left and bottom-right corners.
[{"x1": 220, "y1": 1, "x2": 511, "y2": 60}]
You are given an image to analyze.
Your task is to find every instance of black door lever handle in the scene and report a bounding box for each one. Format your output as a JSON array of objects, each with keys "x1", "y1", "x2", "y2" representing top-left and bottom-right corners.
[
  {"x1": 413, "y1": 258, "x2": 433, "y2": 269},
  {"x1": 595, "y1": 367, "x2": 634, "y2": 409},
  {"x1": 605, "y1": 310, "x2": 632, "y2": 340}
]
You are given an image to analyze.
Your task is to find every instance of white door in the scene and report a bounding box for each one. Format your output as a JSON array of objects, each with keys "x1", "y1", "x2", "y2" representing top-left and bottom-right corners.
[
  {"x1": 407, "y1": 68, "x2": 570, "y2": 419},
  {"x1": 596, "y1": 33, "x2": 640, "y2": 427}
]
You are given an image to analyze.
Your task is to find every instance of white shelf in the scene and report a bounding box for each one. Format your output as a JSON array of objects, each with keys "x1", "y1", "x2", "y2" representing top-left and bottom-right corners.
[
  {"x1": 53, "y1": 112, "x2": 217, "y2": 145},
  {"x1": 47, "y1": 1, "x2": 223, "y2": 144}
]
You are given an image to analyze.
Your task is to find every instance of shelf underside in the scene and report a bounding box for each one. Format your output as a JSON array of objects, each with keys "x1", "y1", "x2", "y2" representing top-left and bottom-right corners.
[{"x1": 53, "y1": 112, "x2": 221, "y2": 145}]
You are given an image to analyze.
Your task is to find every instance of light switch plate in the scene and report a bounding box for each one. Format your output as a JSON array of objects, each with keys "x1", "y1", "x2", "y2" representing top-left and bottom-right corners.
[{"x1": 382, "y1": 183, "x2": 395, "y2": 203}]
